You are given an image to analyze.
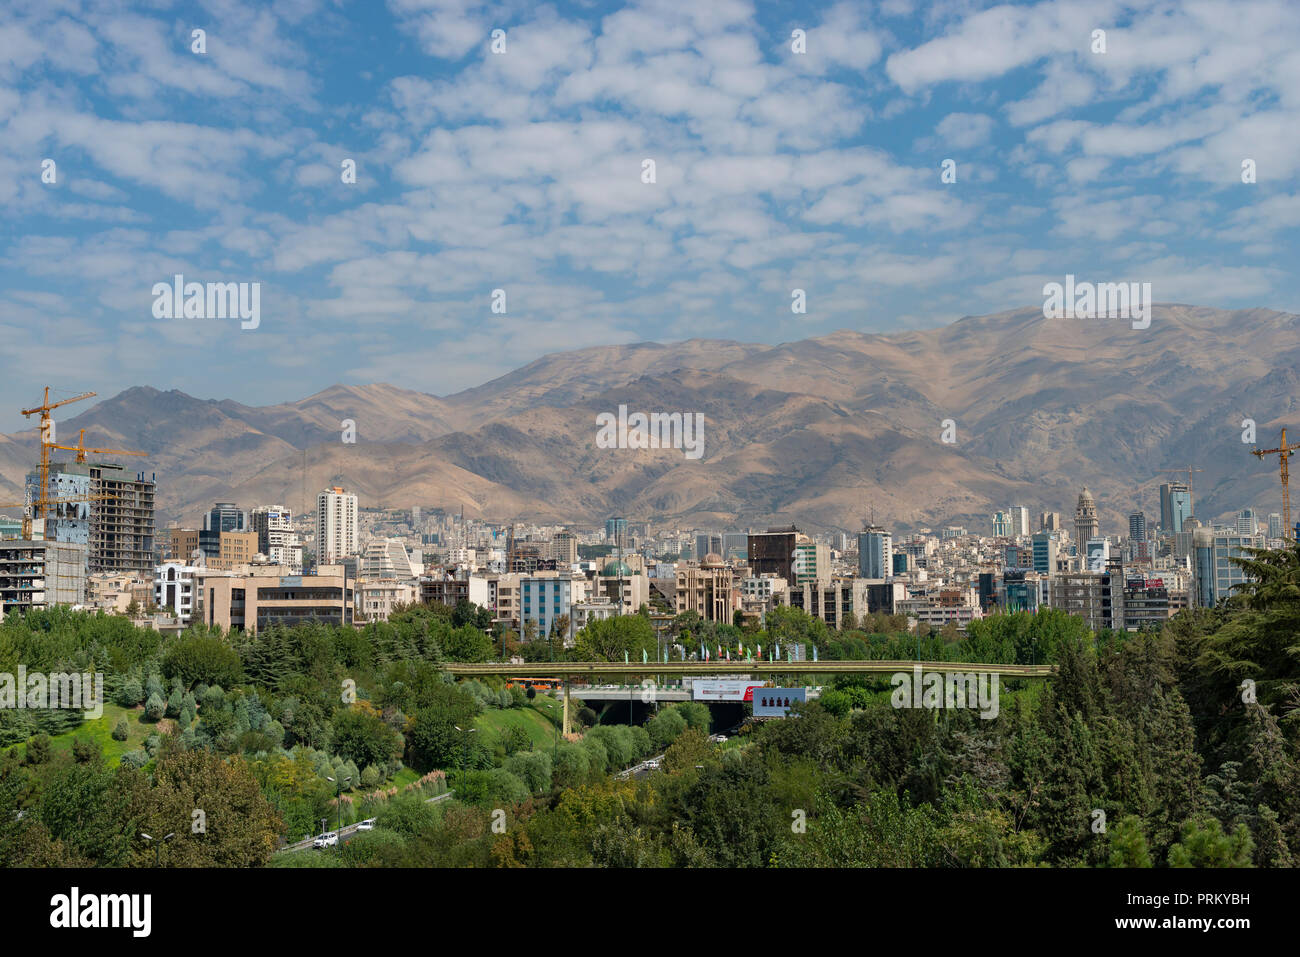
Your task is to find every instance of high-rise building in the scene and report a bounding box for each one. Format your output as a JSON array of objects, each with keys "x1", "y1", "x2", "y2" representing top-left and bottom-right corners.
[
  {"x1": 857, "y1": 526, "x2": 893, "y2": 579},
  {"x1": 0, "y1": 539, "x2": 88, "y2": 613},
  {"x1": 33, "y1": 463, "x2": 156, "y2": 574},
  {"x1": 1039, "y1": 512, "x2": 1062, "y2": 532},
  {"x1": 1031, "y1": 531, "x2": 1059, "y2": 577},
  {"x1": 316, "y1": 487, "x2": 358, "y2": 566},
  {"x1": 605, "y1": 517, "x2": 628, "y2": 543},
  {"x1": 1268, "y1": 512, "x2": 1284, "y2": 539},
  {"x1": 1009, "y1": 506, "x2": 1031, "y2": 537},
  {"x1": 1128, "y1": 511, "x2": 1147, "y2": 542},
  {"x1": 1159, "y1": 482, "x2": 1192, "y2": 534},
  {"x1": 250, "y1": 505, "x2": 301, "y2": 573},
  {"x1": 791, "y1": 541, "x2": 830, "y2": 586},
  {"x1": 694, "y1": 533, "x2": 723, "y2": 561},
  {"x1": 1193, "y1": 529, "x2": 1261, "y2": 608},
  {"x1": 1236, "y1": 508, "x2": 1258, "y2": 536},
  {"x1": 991, "y1": 511, "x2": 1011, "y2": 537},
  {"x1": 200, "y1": 502, "x2": 246, "y2": 558},
  {"x1": 749, "y1": 527, "x2": 800, "y2": 582},
  {"x1": 1074, "y1": 488, "x2": 1099, "y2": 547}
]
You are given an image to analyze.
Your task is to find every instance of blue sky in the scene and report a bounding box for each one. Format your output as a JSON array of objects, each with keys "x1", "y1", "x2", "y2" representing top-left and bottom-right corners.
[{"x1": 1, "y1": 0, "x2": 1297, "y2": 430}]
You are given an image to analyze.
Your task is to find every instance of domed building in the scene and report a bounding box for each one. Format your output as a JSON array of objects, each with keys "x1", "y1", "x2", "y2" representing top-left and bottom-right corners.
[{"x1": 600, "y1": 559, "x2": 633, "y2": 578}]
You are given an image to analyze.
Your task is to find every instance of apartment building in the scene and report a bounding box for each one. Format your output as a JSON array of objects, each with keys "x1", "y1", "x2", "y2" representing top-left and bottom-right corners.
[{"x1": 0, "y1": 540, "x2": 88, "y2": 613}]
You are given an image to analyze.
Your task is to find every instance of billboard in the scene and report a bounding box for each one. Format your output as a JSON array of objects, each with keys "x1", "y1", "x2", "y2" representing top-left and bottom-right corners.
[
  {"x1": 753, "y1": 688, "x2": 806, "y2": 717},
  {"x1": 692, "y1": 679, "x2": 765, "y2": 702}
]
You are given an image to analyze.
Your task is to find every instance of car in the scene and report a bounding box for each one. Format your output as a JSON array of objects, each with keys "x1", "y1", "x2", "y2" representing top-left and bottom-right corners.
[
  {"x1": 645, "y1": 759, "x2": 661, "y2": 769},
  {"x1": 356, "y1": 819, "x2": 376, "y2": 831},
  {"x1": 313, "y1": 831, "x2": 339, "y2": 849}
]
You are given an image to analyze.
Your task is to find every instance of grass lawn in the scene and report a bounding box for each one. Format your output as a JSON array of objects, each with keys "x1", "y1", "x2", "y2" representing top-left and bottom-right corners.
[
  {"x1": 2, "y1": 702, "x2": 177, "y2": 765},
  {"x1": 474, "y1": 697, "x2": 563, "y2": 752}
]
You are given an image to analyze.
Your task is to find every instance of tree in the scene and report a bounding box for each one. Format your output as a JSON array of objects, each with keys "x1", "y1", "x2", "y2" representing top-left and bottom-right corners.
[
  {"x1": 331, "y1": 706, "x2": 403, "y2": 770},
  {"x1": 112, "y1": 719, "x2": 130, "y2": 742},
  {"x1": 162, "y1": 635, "x2": 242, "y2": 688},
  {"x1": 1168, "y1": 815, "x2": 1254, "y2": 868},
  {"x1": 574, "y1": 615, "x2": 656, "y2": 662},
  {"x1": 26, "y1": 734, "x2": 51, "y2": 765},
  {"x1": 1107, "y1": 816, "x2": 1153, "y2": 867},
  {"x1": 144, "y1": 692, "x2": 166, "y2": 722},
  {"x1": 131, "y1": 748, "x2": 283, "y2": 867}
]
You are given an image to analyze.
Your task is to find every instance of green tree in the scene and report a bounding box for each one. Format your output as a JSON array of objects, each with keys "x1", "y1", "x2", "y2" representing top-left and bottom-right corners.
[{"x1": 1168, "y1": 815, "x2": 1254, "y2": 868}]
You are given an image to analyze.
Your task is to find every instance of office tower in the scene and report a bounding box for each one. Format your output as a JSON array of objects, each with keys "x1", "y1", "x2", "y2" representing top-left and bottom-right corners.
[
  {"x1": 791, "y1": 541, "x2": 830, "y2": 586},
  {"x1": 1074, "y1": 488, "x2": 1099, "y2": 546},
  {"x1": 1193, "y1": 528, "x2": 1261, "y2": 608},
  {"x1": 694, "y1": 533, "x2": 723, "y2": 561},
  {"x1": 750, "y1": 526, "x2": 800, "y2": 582},
  {"x1": 200, "y1": 502, "x2": 246, "y2": 558},
  {"x1": 1159, "y1": 482, "x2": 1192, "y2": 534},
  {"x1": 722, "y1": 532, "x2": 749, "y2": 559},
  {"x1": 1128, "y1": 511, "x2": 1147, "y2": 542},
  {"x1": 1009, "y1": 506, "x2": 1031, "y2": 537},
  {"x1": 1031, "y1": 531, "x2": 1059, "y2": 576},
  {"x1": 1268, "y1": 512, "x2": 1284, "y2": 539},
  {"x1": 316, "y1": 486, "x2": 358, "y2": 566},
  {"x1": 1236, "y1": 508, "x2": 1258, "y2": 536},
  {"x1": 991, "y1": 511, "x2": 1010, "y2": 537},
  {"x1": 605, "y1": 517, "x2": 628, "y2": 543},
  {"x1": 856, "y1": 525, "x2": 893, "y2": 579},
  {"x1": 1039, "y1": 512, "x2": 1062, "y2": 532}
]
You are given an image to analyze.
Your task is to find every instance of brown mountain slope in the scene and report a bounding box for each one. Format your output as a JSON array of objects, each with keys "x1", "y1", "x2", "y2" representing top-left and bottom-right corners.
[{"x1": 1, "y1": 304, "x2": 1296, "y2": 533}]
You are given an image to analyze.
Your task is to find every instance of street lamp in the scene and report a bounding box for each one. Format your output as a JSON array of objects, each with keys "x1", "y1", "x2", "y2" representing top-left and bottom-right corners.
[
  {"x1": 140, "y1": 831, "x2": 175, "y2": 868},
  {"x1": 454, "y1": 726, "x2": 478, "y2": 770},
  {"x1": 325, "y1": 775, "x2": 352, "y2": 844}
]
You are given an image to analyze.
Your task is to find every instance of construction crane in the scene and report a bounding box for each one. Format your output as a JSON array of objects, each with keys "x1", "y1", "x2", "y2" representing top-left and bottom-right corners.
[
  {"x1": 1159, "y1": 466, "x2": 1204, "y2": 493},
  {"x1": 20, "y1": 387, "x2": 96, "y2": 535},
  {"x1": 1251, "y1": 428, "x2": 1298, "y2": 541},
  {"x1": 52, "y1": 429, "x2": 146, "y2": 465}
]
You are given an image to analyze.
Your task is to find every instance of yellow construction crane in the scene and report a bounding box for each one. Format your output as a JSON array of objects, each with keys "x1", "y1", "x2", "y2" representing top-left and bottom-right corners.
[
  {"x1": 20, "y1": 387, "x2": 96, "y2": 535},
  {"x1": 52, "y1": 428, "x2": 146, "y2": 465},
  {"x1": 1159, "y1": 466, "x2": 1204, "y2": 493},
  {"x1": 1251, "y1": 428, "x2": 1298, "y2": 541}
]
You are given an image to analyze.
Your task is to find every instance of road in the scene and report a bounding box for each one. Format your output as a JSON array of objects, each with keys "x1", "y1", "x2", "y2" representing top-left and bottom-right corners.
[{"x1": 282, "y1": 789, "x2": 455, "y2": 853}]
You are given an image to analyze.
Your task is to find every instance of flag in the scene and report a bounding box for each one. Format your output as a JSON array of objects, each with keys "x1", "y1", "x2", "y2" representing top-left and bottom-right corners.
[
  {"x1": 813, "y1": 646, "x2": 819, "y2": 662},
  {"x1": 642, "y1": 648, "x2": 647, "y2": 664},
  {"x1": 624, "y1": 650, "x2": 629, "y2": 664}
]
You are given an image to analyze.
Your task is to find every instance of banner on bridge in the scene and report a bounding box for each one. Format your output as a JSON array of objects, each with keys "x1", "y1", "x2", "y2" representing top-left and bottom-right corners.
[{"x1": 692, "y1": 679, "x2": 765, "y2": 702}]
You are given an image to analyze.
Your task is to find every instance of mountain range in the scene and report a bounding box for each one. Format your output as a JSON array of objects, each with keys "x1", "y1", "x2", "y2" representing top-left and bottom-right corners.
[{"x1": 1, "y1": 304, "x2": 1296, "y2": 536}]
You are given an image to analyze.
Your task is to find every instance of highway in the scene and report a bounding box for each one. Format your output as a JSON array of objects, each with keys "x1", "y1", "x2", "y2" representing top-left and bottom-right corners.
[{"x1": 282, "y1": 789, "x2": 455, "y2": 854}]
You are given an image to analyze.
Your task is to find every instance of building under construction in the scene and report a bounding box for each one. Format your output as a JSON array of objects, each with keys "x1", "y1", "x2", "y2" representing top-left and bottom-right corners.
[{"x1": 27, "y1": 461, "x2": 156, "y2": 574}]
